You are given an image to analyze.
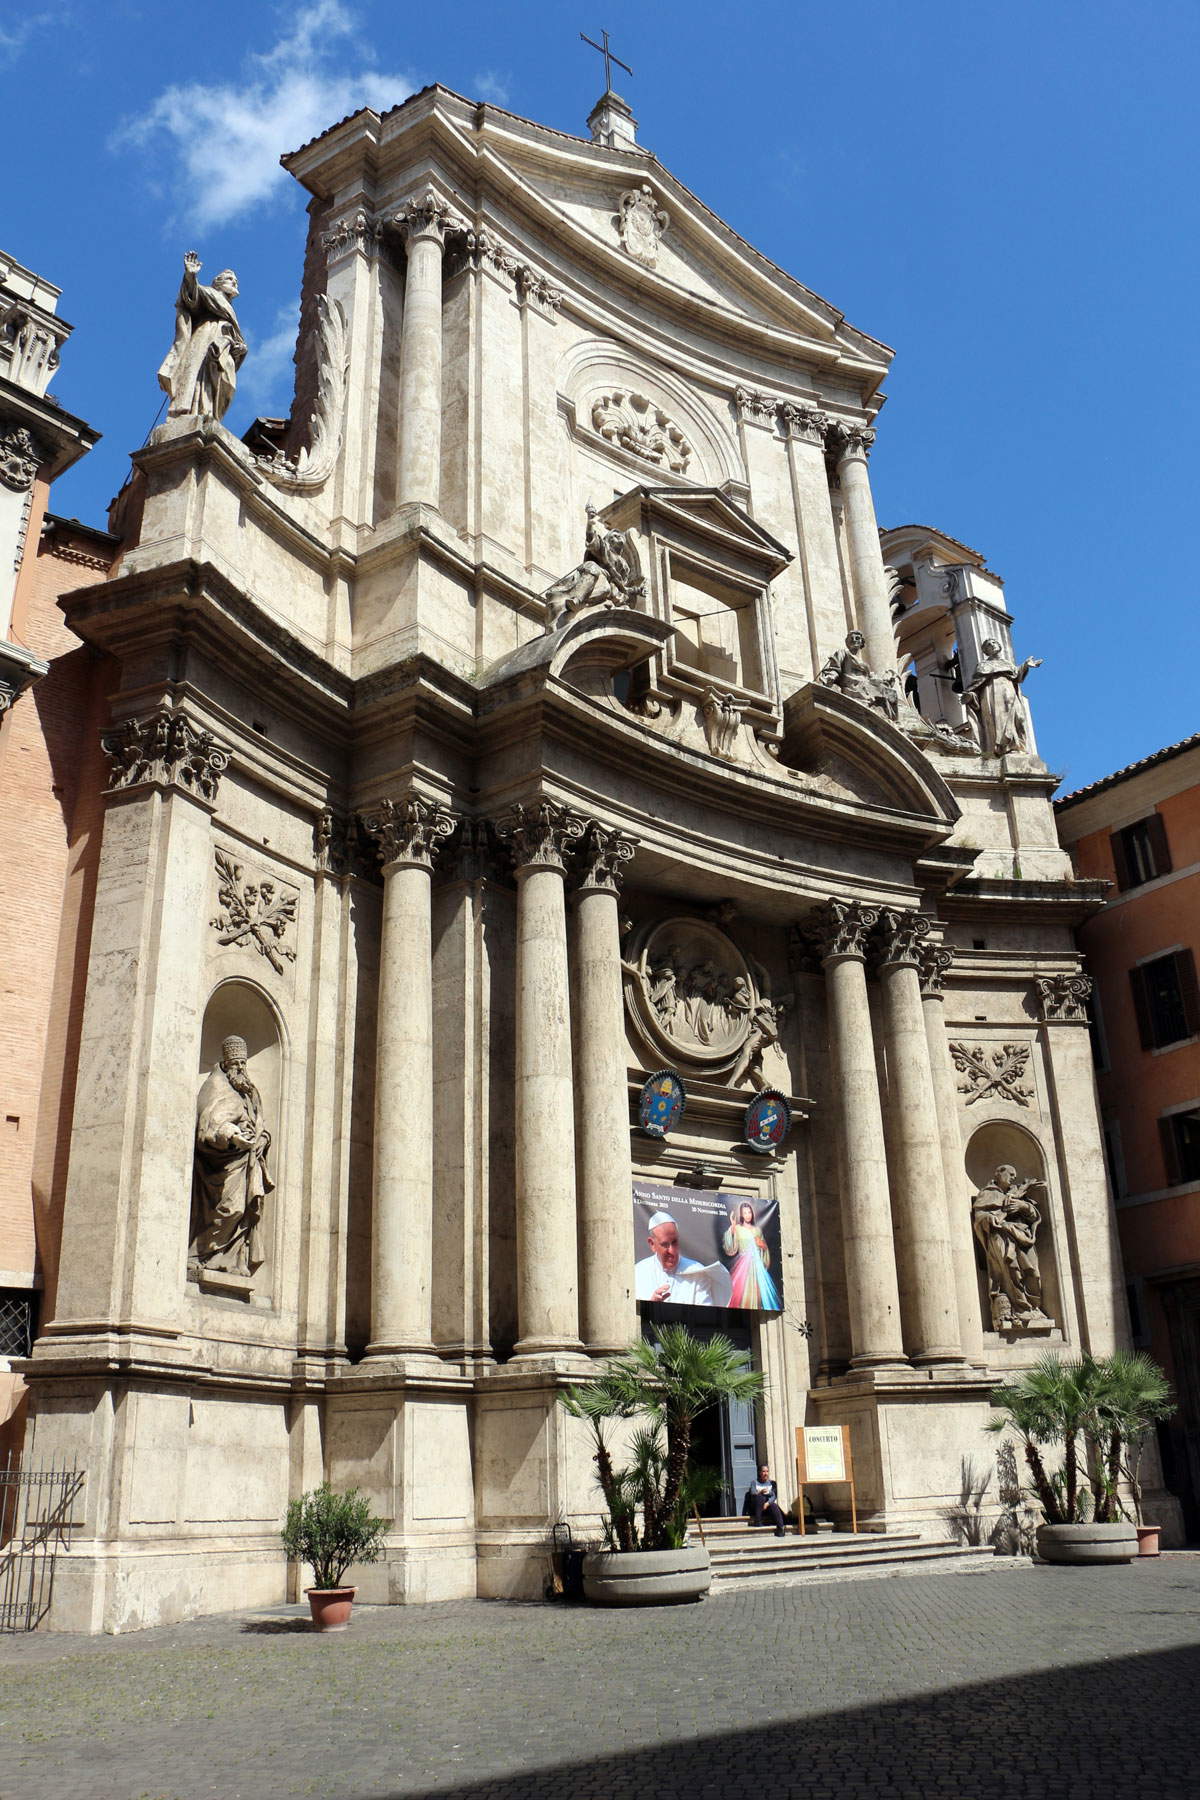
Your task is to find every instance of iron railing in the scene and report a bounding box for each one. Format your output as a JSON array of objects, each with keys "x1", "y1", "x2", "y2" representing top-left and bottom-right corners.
[{"x1": 0, "y1": 1453, "x2": 85, "y2": 1631}]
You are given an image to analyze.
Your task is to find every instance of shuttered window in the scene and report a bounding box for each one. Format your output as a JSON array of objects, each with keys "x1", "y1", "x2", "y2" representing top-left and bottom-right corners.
[
  {"x1": 1129, "y1": 949, "x2": 1200, "y2": 1050},
  {"x1": 1111, "y1": 813, "x2": 1172, "y2": 891},
  {"x1": 1158, "y1": 1111, "x2": 1200, "y2": 1187}
]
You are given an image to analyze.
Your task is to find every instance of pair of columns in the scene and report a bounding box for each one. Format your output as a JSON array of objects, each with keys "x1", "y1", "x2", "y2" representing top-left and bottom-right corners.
[
  {"x1": 361, "y1": 795, "x2": 635, "y2": 1363},
  {"x1": 813, "y1": 898, "x2": 982, "y2": 1370}
]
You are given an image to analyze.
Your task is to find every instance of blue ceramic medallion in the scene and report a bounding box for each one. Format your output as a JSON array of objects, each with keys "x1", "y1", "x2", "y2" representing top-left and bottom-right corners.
[
  {"x1": 638, "y1": 1069, "x2": 686, "y2": 1139},
  {"x1": 742, "y1": 1089, "x2": 790, "y2": 1155}
]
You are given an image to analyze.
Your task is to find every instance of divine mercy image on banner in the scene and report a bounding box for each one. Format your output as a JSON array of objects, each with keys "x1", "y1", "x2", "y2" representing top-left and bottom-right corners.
[{"x1": 632, "y1": 1180, "x2": 784, "y2": 1313}]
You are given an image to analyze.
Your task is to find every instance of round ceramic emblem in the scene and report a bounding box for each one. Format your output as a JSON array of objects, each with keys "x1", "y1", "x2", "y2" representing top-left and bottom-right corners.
[
  {"x1": 637, "y1": 1069, "x2": 686, "y2": 1139},
  {"x1": 742, "y1": 1089, "x2": 790, "y2": 1155}
]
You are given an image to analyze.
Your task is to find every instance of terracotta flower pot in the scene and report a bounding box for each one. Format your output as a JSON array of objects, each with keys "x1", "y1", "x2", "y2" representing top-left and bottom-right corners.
[
  {"x1": 1136, "y1": 1524, "x2": 1162, "y2": 1558},
  {"x1": 306, "y1": 1586, "x2": 356, "y2": 1630}
]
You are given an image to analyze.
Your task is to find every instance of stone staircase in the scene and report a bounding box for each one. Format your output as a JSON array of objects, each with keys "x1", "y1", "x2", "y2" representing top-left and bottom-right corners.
[{"x1": 696, "y1": 1518, "x2": 1003, "y2": 1592}]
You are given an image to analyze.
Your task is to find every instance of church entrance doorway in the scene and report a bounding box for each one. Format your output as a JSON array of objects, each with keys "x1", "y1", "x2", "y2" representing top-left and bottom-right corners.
[{"x1": 640, "y1": 1312, "x2": 758, "y2": 1515}]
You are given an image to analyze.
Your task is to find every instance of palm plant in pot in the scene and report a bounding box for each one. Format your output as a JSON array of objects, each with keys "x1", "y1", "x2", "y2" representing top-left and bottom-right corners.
[
  {"x1": 560, "y1": 1323, "x2": 764, "y2": 1606},
  {"x1": 1093, "y1": 1350, "x2": 1175, "y2": 1556},
  {"x1": 986, "y1": 1352, "x2": 1173, "y2": 1564},
  {"x1": 281, "y1": 1484, "x2": 390, "y2": 1630}
]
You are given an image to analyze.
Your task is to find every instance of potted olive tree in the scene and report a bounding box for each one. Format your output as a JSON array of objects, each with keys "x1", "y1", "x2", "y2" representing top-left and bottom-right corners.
[
  {"x1": 281, "y1": 1484, "x2": 390, "y2": 1630},
  {"x1": 560, "y1": 1323, "x2": 764, "y2": 1606},
  {"x1": 986, "y1": 1351, "x2": 1173, "y2": 1564}
]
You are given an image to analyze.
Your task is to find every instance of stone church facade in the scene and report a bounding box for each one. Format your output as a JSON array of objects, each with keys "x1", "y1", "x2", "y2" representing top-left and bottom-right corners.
[{"x1": 20, "y1": 85, "x2": 1135, "y2": 1631}]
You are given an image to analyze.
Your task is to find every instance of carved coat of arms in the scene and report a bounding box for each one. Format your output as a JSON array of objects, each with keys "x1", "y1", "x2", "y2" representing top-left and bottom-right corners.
[{"x1": 617, "y1": 185, "x2": 669, "y2": 268}]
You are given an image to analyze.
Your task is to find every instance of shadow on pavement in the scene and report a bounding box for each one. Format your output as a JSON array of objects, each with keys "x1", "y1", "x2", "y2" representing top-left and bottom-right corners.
[
  {"x1": 238, "y1": 1617, "x2": 314, "y2": 1634},
  {"x1": 357, "y1": 1639, "x2": 1200, "y2": 1800}
]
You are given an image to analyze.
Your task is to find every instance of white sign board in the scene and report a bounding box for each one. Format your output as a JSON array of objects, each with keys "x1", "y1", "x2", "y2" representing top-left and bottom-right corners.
[{"x1": 800, "y1": 1425, "x2": 847, "y2": 1483}]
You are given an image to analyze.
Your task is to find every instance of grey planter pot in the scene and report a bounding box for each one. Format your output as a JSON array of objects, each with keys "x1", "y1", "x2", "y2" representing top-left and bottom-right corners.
[
  {"x1": 1035, "y1": 1522, "x2": 1138, "y2": 1565},
  {"x1": 582, "y1": 1545, "x2": 711, "y2": 1606}
]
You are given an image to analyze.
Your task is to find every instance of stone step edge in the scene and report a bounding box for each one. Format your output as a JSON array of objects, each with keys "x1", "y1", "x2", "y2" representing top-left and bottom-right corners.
[{"x1": 711, "y1": 1549, "x2": 1004, "y2": 1585}]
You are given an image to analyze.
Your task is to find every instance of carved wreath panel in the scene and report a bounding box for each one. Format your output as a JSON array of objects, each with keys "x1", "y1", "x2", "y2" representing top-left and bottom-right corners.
[
  {"x1": 950, "y1": 1041, "x2": 1036, "y2": 1108},
  {"x1": 589, "y1": 390, "x2": 692, "y2": 474},
  {"x1": 210, "y1": 849, "x2": 298, "y2": 974}
]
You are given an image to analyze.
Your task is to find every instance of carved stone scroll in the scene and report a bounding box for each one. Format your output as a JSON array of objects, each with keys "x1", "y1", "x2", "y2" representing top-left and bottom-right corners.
[
  {"x1": 255, "y1": 295, "x2": 348, "y2": 493},
  {"x1": 701, "y1": 686, "x2": 744, "y2": 759}
]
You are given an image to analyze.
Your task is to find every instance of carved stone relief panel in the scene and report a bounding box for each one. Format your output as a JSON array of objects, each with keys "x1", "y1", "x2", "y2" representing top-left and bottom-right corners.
[
  {"x1": 616, "y1": 185, "x2": 669, "y2": 267},
  {"x1": 950, "y1": 1041, "x2": 1035, "y2": 1108},
  {"x1": 622, "y1": 916, "x2": 760, "y2": 1074},
  {"x1": 589, "y1": 390, "x2": 692, "y2": 473},
  {"x1": 209, "y1": 849, "x2": 299, "y2": 975}
]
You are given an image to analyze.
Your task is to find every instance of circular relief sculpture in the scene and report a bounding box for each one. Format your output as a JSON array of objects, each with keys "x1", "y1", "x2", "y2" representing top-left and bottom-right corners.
[{"x1": 623, "y1": 918, "x2": 757, "y2": 1073}]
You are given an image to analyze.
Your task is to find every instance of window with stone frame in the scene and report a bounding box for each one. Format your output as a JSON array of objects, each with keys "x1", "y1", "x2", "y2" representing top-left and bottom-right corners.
[
  {"x1": 1159, "y1": 1109, "x2": 1200, "y2": 1187},
  {"x1": 1129, "y1": 949, "x2": 1200, "y2": 1051},
  {"x1": 1111, "y1": 813, "x2": 1172, "y2": 891}
]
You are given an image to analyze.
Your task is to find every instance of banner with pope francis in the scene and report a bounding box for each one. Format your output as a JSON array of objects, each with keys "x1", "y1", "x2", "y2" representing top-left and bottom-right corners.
[{"x1": 632, "y1": 1180, "x2": 783, "y2": 1313}]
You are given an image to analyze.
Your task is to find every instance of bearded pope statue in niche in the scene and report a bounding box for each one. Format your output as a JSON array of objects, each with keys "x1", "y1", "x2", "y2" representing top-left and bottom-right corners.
[{"x1": 191, "y1": 1034, "x2": 273, "y2": 1277}]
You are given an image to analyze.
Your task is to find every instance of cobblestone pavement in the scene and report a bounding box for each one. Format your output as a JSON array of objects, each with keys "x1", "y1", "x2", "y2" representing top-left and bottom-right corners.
[{"x1": 4, "y1": 1558, "x2": 1200, "y2": 1800}]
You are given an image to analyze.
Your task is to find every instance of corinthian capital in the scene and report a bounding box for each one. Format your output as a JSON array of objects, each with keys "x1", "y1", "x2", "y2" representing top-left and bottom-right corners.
[
  {"x1": 102, "y1": 709, "x2": 230, "y2": 806},
  {"x1": 874, "y1": 908, "x2": 932, "y2": 969},
  {"x1": 395, "y1": 186, "x2": 458, "y2": 246},
  {"x1": 779, "y1": 402, "x2": 828, "y2": 447},
  {"x1": 916, "y1": 943, "x2": 955, "y2": 997},
  {"x1": 359, "y1": 794, "x2": 458, "y2": 870},
  {"x1": 827, "y1": 420, "x2": 876, "y2": 463},
  {"x1": 808, "y1": 897, "x2": 880, "y2": 962},
  {"x1": 1034, "y1": 971, "x2": 1093, "y2": 1024},
  {"x1": 494, "y1": 799, "x2": 586, "y2": 873},
  {"x1": 574, "y1": 822, "x2": 637, "y2": 893}
]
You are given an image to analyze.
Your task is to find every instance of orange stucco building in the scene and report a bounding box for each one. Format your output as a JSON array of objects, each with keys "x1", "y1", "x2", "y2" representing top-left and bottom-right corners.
[
  {"x1": 0, "y1": 252, "x2": 115, "y2": 1457},
  {"x1": 1056, "y1": 735, "x2": 1200, "y2": 1534}
]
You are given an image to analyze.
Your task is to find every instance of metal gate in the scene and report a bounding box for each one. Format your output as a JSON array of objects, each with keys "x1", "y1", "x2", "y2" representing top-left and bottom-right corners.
[{"x1": 0, "y1": 1454, "x2": 85, "y2": 1631}]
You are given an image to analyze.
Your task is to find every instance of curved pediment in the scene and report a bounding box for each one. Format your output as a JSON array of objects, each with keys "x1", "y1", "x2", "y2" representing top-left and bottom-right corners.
[
  {"x1": 480, "y1": 607, "x2": 674, "y2": 695},
  {"x1": 780, "y1": 682, "x2": 960, "y2": 826}
]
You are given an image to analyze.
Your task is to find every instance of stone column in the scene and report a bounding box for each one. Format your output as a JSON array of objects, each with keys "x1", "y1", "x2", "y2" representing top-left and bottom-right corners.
[
  {"x1": 397, "y1": 188, "x2": 452, "y2": 509},
  {"x1": 811, "y1": 899, "x2": 906, "y2": 1369},
  {"x1": 496, "y1": 801, "x2": 586, "y2": 1357},
  {"x1": 918, "y1": 943, "x2": 986, "y2": 1364},
  {"x1": 875, "y1": 911, "x2": 963, "y2": 1366},
  {"x1": 572, "y1": 822, "x2": 637, "y2": 1354},
  {"x1": 361, "y1": 794, "x2": 457, "y2": 1358},
  {"x1": 833, "y1": 425, "x2": 895, "y2": 673}
]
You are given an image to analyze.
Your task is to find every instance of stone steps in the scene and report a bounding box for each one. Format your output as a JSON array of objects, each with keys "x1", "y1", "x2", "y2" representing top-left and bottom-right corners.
[{"x1": 700, "y1": 1526, "x2": 1005, "y2": 1591}]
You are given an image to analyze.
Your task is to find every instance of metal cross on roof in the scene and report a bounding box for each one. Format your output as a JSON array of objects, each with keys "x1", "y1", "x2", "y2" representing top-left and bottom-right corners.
[{"x1": 580, "y1": 27, "x2": 633, "y2": 93}]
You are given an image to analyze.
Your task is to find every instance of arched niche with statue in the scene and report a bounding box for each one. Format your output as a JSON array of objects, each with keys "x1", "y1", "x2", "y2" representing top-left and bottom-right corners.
[
  {"x1": 964, "y1": 1120, "x2": 1060, "y2": 1336},
  {"x1": 189, "y1": 980, "x2": 285, "y2": 1298}
]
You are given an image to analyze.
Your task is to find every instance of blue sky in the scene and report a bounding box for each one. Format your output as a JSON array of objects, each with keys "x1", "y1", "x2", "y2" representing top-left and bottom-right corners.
[{"x1": 6, "y1": 0, "x2": 1197, "y2": 792}]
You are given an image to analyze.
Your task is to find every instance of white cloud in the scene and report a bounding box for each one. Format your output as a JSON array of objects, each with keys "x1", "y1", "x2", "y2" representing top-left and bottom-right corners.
[
  {"x1": 473, "y1": 69, "x2": 511, "y2": 107},
  {"x1": 240, "y1": 305, "x2": 301, "y2": 415},
  {"x1": 116, "y1": 1, "x2": 415, "y2": 229},
  {"x1": 0, "y1": 9, "x2": 61, "y2": 67}
]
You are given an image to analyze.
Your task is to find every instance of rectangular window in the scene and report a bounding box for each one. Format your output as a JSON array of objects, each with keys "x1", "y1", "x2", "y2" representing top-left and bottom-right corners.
[
  {"x1": 1111, "y1": 813, "x2": 1172, "y2": 891},
  {"x1": 0, "y1": 1290, "x2": 37, "y2": 1359},
  {"x1": 1158, "y1": 1110, "x2": 1200, "y2": 1187},
  {"x1": 1102, "y1": 1119, "x2": 1126, "y2": 1198},
  {"x1": 1130, "y1": 949, "x2": 1200, "y2": 1051}
]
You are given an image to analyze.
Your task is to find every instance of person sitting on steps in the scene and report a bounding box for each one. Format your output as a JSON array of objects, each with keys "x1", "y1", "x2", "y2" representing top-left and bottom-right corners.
[{"x1": 744, "y1": 1464, "x2": 788, "y2": 1537}]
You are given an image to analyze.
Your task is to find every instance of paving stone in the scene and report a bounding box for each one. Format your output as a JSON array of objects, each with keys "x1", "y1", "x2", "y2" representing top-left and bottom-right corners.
[{"x1": 2, "y1": 1559, "x2": 1200, "y2": 1799}]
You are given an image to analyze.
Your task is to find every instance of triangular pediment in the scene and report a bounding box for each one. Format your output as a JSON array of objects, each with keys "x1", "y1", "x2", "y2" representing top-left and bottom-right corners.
[{"x1": 620, "y1": 485, "x2": 793, "y2": 573}]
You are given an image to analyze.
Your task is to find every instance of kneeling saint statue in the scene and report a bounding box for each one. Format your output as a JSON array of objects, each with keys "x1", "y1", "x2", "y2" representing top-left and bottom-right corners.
[{"x1": 191, "y1": 1034, "x2": 273, "y2": 1277}]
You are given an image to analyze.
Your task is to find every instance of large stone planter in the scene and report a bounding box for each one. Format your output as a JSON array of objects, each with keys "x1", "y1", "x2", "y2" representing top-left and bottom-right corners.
[
  {"x1": 1036, "y1": 1523, "x2": 1137, "y2": 1565},
  {"x1": 582, "y1": 1546, "x2": 711, "y2": 1606}
]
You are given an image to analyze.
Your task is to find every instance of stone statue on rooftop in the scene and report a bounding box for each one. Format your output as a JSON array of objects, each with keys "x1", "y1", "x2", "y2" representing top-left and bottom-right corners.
[
  {"x1": 818, "y1": 630, "x2": 899, "y2": 721},
  {"x1": 542, "y1": 503, "x2": 645, "y2": 630},
  {"x1": 963, "y1": 638, "x2": 1042, "y2": 756},
  {"x1": 158, "y1": 252, "x2": 246, "y2": 421}
]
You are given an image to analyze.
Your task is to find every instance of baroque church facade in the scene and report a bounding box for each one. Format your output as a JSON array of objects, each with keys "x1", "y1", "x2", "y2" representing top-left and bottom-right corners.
[{"x1": 18, "y1": 84, "x2": 1139, "y2": 1630}]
